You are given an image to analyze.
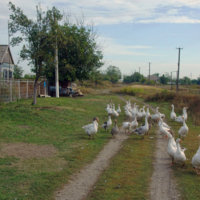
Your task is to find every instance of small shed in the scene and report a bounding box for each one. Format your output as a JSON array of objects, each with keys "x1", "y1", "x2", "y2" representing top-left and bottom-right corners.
[{"x1": 0, "y1": 45, "x2": 14, "y2": 79}]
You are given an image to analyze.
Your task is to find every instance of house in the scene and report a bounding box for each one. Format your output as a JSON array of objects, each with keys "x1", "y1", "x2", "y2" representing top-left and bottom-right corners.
[
  {"x1": 145, "y1": 75, "x2": 160, "y2": 83},
  {"x1": 0, "y1": 45, "x2": 14, "y2": 79}
]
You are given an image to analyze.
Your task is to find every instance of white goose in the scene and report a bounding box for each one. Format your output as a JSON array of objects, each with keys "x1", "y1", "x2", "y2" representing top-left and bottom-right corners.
[
  {"x1": 141, "y1": 106, "x2": 146, "y2": 118},
  {"x1": 170, "y1": 104, "x2": 176, "y2": 120},
  {"x1": 122, "y1": 122, "x2": 131, "y2": 134},
  {"x1": 131, "y1": 113, "x2": 138, "y2": 129},
  {"x1": 84, "y1": 117, "x2": 99, "y2": 140},
  {"x1": 192, "y1": 135, "x2": 200, "y2": 174},
  {"x1": 166, "y1": 131, "x2": 177, "y2": 164},
  {"x1": 158, "y1": 118, "x2": 170, "y2": 139},
  {"x1": 175, "y1": 107, "x2": 188, "y2": 123},
  {"x1": 112, "y1": 104, "x2": 119, "y2": 117},
  {"x1": 174, "y1": 138, "x2": 186, "y2": 167},
  {"x1": 101, "y1": 115, "x2": 112, "y2": 131},
  {"x1": 178, "y1": 116, "x2": 189, "y2": 139},
  {"x1": 146, "y1": 107, "x2": 151, "y2": 118},
  {"x1": 106, "y1": 104, "x2": 112, "y2": 115},
  {"x1": 137, "y1": 108, "x2": 144, "y2": 120},
  {"x1": 132, "y1": 113, "x2": 149, "y2": 139},
  {"x1": 82, "y1": 117, "x2": 99, "y2": 130},
  {"x1": 151, "y1": 107, "x2": 160, "y2": 122},
  {"x1": 116, "y1": 104, "x2": 121, "y2": 114},
  {"x1": 158, "y1": 113, "x2": 171, "y2": 129}
]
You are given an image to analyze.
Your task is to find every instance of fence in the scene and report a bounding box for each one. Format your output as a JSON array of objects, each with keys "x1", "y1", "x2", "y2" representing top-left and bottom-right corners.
[{"x1": 0, "y1": 79, "x2": 48, "y2": 103}]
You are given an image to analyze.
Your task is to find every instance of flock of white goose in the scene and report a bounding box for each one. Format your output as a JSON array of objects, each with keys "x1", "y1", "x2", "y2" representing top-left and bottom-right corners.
[{"x1": 82, "y1": 99, "x2": 200, "y2": 174}]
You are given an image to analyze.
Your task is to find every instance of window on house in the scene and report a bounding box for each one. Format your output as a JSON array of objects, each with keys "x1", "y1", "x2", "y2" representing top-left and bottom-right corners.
[
  {"x1": 3, "y1": 70, "x2": 7, "y2": 78},
  {"x1": 9, "y1": 70, "x2": 12, "y2": 78}
]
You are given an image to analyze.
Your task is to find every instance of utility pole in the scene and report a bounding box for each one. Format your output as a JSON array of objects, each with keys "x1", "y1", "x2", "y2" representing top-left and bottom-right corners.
[
  {"x1": 149, "y1": 62, "x2": 151, "y2": 85},
  {"x1": 176, "y1": 48, "x2": 183, "y2": 93},
  {"x1": 54, "y1": 17, "x2": 59, "y2": 98},
  {"x1": 8, "y1": 20, "x2": 12, "y2": 102},
  {"x1": 139, "y1": 67, "x2": 141, "y2": 74}
]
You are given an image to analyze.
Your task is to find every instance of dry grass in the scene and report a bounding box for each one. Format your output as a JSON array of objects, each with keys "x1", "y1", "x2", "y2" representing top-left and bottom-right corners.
[
  {"x1": 111, "y1": 85, "x2": 163, "y2": 98},
  {"x1": 145, "y1": 91, "x2": 200, "y2": 125}
]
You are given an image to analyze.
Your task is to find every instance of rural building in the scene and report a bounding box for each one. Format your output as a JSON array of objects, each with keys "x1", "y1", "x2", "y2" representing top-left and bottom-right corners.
[
  {"x1": 146, "y1": 75, "x2": 160, "y2": 83},
  {"x1": 0, "y1": 45, "x2": 14, "y2": 79}
]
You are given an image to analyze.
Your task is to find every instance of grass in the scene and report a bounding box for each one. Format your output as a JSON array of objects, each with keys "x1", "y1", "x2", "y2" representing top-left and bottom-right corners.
[
  {"x1": 111, "y1": 85, "x2": 164, "y2": 98},
  {"x1": 0, "y1": 94, "x2": 126, "y2": 200},
  {"x1": 145, "y1": 90, "x2": 200, "y2": 125},
  {"x1": 87, "y1": 96, "x2": 157, "y2": 200},
  {"x1": 145, "y1": 100, "x2": 200, "y2": 200}
]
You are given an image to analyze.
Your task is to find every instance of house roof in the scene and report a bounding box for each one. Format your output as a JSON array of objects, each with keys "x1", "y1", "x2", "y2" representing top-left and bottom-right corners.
[
  {"x1": 0, "y1": 45, "x2": 14, "y2": 65},
  {"x1": 145, "y1": 75, "x2": 160, "y2": 81}
]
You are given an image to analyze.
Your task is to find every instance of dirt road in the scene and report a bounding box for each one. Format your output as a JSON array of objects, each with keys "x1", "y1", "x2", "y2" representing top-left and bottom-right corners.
[{"x1": 129, "y1": 97, "x2": 179, "y2": 200}]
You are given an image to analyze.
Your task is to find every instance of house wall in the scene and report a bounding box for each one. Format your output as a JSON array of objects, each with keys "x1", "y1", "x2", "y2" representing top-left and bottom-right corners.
[{"x1": 1, "y1": 63, "x2": 14, "y2": 78}]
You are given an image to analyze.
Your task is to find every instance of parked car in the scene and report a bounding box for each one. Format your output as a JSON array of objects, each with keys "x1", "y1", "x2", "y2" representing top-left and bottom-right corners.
[{"x1": 49, "y1": 86, "x2": 77, "y2": 97}]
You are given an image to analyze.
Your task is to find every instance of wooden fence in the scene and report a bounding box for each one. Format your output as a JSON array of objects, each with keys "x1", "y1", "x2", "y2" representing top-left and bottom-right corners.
[{"x1": 0, "y1": 79, "x2": 48, "y2": 103}]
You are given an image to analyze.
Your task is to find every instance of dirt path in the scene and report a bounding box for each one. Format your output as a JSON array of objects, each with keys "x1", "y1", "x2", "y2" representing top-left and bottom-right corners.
[
  {"x1": 55, "y1": 129, "x2": 128, "y2": 200},
  {"x1": 129, "y1": 96, "x2": 179, "y2": 200}
]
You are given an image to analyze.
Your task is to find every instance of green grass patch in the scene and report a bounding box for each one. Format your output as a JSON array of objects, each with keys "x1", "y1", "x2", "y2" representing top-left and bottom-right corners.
[{"x1": 0, "y1": 95, "x2": 126, "y2": 200}]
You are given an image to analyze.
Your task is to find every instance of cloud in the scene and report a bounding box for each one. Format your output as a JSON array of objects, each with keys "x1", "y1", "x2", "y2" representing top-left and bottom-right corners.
[
  {"x1": 97, "y1": 36, "x2": 155, "y2": 57},
  {"x1": 138, "y1": 16, "x2": 200, "y2": 23}
]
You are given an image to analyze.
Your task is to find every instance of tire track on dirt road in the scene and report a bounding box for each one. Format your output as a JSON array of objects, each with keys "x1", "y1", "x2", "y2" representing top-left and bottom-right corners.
[
  {"x1": 55, "y1": 96, "x2": 129, "y2": 200},
  {"x1": 129, "y1": 96, "x2": 179, "y2": 200}
]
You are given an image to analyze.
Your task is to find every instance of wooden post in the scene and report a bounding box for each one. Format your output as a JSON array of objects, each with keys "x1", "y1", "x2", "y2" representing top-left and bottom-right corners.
[
  {"x1": 27, "y1": 80, "x2": 28, "y2": 99},
  {"x1": 18, "y1": 80, "x2": 20, "y2": 99},
  {"x1": 10, "y1": 79, "x2": 12, "y2": 102}
]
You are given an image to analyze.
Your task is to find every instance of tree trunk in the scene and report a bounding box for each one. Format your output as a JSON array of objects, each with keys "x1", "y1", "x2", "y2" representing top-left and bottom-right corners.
[
  {"x1": 33, "y1": 75, "x2": 39, "y2": 105},
  {"x1": 33, "y1": 82, "x2": 37, "y2": 105}
]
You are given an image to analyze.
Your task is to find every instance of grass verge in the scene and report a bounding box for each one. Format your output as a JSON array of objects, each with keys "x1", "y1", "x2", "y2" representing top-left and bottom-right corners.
[{"x1": 0, "y1": 94, "x2": 126, "y2": 200}]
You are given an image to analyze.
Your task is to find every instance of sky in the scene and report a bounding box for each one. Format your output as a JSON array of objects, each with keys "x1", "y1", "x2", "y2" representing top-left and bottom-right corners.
[{"x1": 1, "y1": 0, "x2": 200, "y2": 79}]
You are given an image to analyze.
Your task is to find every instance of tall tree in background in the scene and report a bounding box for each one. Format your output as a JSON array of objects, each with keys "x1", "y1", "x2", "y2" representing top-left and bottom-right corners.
[
  {"x1": 44, "y1": 22, "x2": 103, "y2": 84},
  {"x1": 106, "y1": 65, "x2": 121, "y2": 84},
  {"x1": 8, "y1": 2, "x2": 63, "y2": 105},
  {"x1": 13, "y1": 65, "x2": 24, "y2": 79}
]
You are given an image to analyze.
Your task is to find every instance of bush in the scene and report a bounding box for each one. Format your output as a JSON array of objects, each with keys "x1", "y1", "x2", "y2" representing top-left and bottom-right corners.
[
  {"x1": 111, "y1": 87, "x2": 147, "y2": 96},
  {"x1": 145, "y1": 91, "x2": 200, "y2": 125}
]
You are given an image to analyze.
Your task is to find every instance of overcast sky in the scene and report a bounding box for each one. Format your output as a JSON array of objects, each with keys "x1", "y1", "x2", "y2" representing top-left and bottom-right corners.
[{"x1": 1, "y1": 0, "x2": 200, "y2": 79}]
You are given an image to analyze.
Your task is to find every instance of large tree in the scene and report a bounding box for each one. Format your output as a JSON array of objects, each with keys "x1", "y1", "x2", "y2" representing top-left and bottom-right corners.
[
  {"x1": 8, "y1": 2, "x2": 63, "y2": 105},
  {"x1": 13, "y1": 64, "x2": 24, "y2": 79},
  {"x1": 44, "y1": 23, "x2": 103, "y2": 84},
  {"x1": 106, "y1": 65, "x2": 121, "y2": 84}
]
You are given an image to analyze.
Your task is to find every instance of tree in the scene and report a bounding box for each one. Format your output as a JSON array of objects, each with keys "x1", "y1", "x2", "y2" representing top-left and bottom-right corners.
[
  {"x1": 90, "y1": 70, "x2": 103, "y2": 87},
  {"x1": 9, "y1": 2, "x2": 63, "y2": 105},
  {"x1": 123, "y1": 72, "x2": 144, "y2": 84},
  {"x1": 159, "y1": 75, "x2": 168, "y2": 84},
  {"x1": 13, "y1": 65, "x2": 23, "y2": 79},
  {"x1": 24, "y1": 74, "x2": 36, "y2": 79},
  {"x1": 197, "y1": 78, "x2": 200, "y2": 85},
  {"x1": 44, "y1": 23, "x2": 103, "y2": 84},
  {"x1": 106, "y1": 65, "x2": 121, "y2": 84}
]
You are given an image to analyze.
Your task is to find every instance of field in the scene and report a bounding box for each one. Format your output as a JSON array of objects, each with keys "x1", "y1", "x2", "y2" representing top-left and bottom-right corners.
[{"x1": 1, "y1": 84, "x2": 200, "y2": 200}]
